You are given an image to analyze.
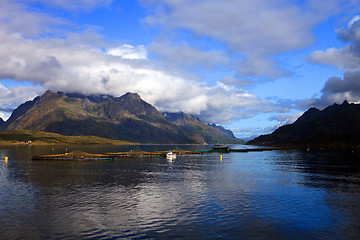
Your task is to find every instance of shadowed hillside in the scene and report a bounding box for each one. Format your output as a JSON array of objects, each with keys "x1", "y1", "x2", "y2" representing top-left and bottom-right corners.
[
  {"x1": 248, "y1": 101, "x2": 360, "y2": 146},
  {"x1": 1, "y1": 91, "x2": 241, "y2": 144}
]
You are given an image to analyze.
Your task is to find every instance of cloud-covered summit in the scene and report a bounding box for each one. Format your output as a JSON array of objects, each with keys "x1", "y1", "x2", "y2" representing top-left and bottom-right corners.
[
  {"x1": 1, "y1": 0, "x2": 360, "y2": 138},
  {"x1": 0, "y1": 0, "x2": 276, "y2": 125}
]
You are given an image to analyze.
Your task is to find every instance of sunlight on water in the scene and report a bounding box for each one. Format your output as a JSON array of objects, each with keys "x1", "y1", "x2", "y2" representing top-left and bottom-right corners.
[{"x1": 1, "y1": 145, "x2": 360, "y2": 239}]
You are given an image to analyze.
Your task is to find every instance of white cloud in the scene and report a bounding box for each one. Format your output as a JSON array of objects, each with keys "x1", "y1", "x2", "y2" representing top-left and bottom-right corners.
[
  {"x1": 221, "y1": 77, "x2": 254, "y2": 89},
  {"x1": 0, "y1": 111, "x2": 5, "y2": 121},
  {"x1": 0, "y1": 0, "x2": 291, "y2": 125},
  {"x1": 6, "y1": 0, "x2": 357, "y2": 127},
  {"x1": 0, "y1": 83, "x2": 44, "y2": 113},
  {"x1": 307, "y1": 14, "x2": 360, "y2": 71},
  {"x1": 107, "y1": 44, "x2": 148, "y2": 60},
  {"x1": 143, "y1": 0, "x2": 360, "y2": 79},
  {"x1": 302, "y1": 15, "x2": 360, "y2": 108},
  {"x1": 0, "y1": 27, "x2": 273, "y2": 125},
  {"x1": 320, "y1": 71, "x2": 360, "y2": 103},
  {"x1": 307, "y1": 46, "x2": 360, "y2": 71},
  {"x1": 0, "y1": 0, "x2": 66, "y2": 37},
  {"x1": 149, "y1": 39, "x2": 229, "y2": 71},
  {"x1": 232, "y1": 124, "x2": 279, "y2": 139},
  {"x1": 230, "y1": 111, "x2": 303, "y2": 139},
  {"x1": 348, "y1": 15, "x2": 360, "y2": 28},
  {"x1": 268, "y1": 112, "x2": 303, "y2": 126},
  {"x1": 145, "y1": 0, "x2": 313, "y2": 51}
]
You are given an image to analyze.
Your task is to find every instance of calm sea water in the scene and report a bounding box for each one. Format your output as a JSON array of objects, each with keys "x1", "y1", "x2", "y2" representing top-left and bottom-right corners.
[{"x1": 1, "y1": 144, "x2": 360, "y2": 239}]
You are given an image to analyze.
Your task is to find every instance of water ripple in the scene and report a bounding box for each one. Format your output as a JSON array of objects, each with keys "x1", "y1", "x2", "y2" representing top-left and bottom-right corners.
[{"x1": 1, "y1": 148, "x2": 360, "y2": 239}]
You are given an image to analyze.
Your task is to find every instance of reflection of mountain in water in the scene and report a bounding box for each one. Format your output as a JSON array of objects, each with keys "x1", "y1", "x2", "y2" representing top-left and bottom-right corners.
[
  {"x1": 273, "y1": 150, "x2": 360, "y2": 189},
  {"x1": 273, "y1": 150, "x2": 360, "y2": 235},
  {"x1": 3, "y1": 146, "x2": 360, "y2": 239}
]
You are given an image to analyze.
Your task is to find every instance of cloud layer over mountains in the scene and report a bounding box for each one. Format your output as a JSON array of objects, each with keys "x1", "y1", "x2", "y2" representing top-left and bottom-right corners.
[
  {"x1": 0, "y1": 0, "x2": 282, "y2": 124},
  {"x1": 1, "y1": 0, "x2": 360, "y2": 137}
]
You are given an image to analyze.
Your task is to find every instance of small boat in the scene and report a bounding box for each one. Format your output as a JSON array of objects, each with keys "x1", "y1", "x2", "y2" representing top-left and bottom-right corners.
[
  {"x1": 212, "y1": 144, "x2": 230, "y2": 152},
  {"x1": 166, "y1": 151, "x2": 176, "y2": 160}
]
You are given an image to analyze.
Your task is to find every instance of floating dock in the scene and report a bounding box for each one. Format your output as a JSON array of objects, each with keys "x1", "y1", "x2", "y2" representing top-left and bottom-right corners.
[
  {"x1": 32, "y1": 147, "x2": 295, "y2": 161},
  {"x1": 105, "y1": 149, "x2": 204, "y2": 158},
  {"x1": 32, "y1": 151, "x2": 115, "y2": 161},
  {"x1": 32, "y1": 149, "x2": 206, "y2": 161}
]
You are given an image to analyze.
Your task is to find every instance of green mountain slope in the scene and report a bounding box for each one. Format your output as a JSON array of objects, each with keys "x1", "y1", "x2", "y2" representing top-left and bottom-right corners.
[
  {"x1": 0, "y1": 130, "x2": 133, "y2": 145},
  {"x1": 2, "y1": 90, "x2": 240, "y2": 144}
]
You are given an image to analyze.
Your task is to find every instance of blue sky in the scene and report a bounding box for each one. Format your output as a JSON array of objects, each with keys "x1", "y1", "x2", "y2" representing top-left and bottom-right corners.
[{"x1": 1, "y1": 0, "x2": 360, "y2": 139}]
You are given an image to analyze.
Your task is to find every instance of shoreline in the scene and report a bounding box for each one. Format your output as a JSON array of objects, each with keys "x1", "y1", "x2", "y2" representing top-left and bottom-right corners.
[
  {"x1": 0, "y1": 130, "x2": 137, "y2": 146},
  {"x1": 0, "y1": 130, "x2": 240, "y2": 146},
  {"x1": 246, "y1": 143, "x2": 360, "y2": 154},
  {"x1": 0, "y1": 140, "x2": 138, "y2": 146}
]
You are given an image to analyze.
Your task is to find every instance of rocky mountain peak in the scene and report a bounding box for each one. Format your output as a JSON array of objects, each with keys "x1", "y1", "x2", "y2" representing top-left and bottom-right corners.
[
  {"x1": 293, "y1": 107, "x2": 321, "y2": 125},
  {"x1": 342, "y1": 100, "x2": 349, "y2": 106},
  {"x1": 1, "y1": 90, "x2": 240, "y2": 144},
  {"x1": 119, "y1": 92, "x2": 142, "y2": 101},
  {"x1": 41, "y1": 90, "x2": 61, "y2": 100}
]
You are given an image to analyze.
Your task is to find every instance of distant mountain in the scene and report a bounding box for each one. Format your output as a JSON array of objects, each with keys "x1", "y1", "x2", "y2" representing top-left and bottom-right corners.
[
  {"x1": 239, "y1": 135, "x2": 258, "y2": 142},
  {"x1": 248, "y1": 100, "x2": 360, "y2": 146},
  {"x1": 163, "y1": 112, "x2": 244, "y2": 144},
  {"x1": 208, "y1": 123, "x2": 237, "y2": 139},
  {"x1": 1, "y1": 90, "x2": 240, "y2": 144}
]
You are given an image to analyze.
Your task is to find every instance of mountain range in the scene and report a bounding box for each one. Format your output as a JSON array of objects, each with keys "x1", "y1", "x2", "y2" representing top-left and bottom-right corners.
[
  {"x1": 248, "y1": 100, "x2": 360, "y2": 146},
  {"x1": 0, "y1": 90, "x2": 241, "y2": 144}
]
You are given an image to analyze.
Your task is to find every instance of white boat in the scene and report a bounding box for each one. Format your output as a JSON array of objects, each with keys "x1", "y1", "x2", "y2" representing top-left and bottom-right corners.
[{"x1": 166, "y1": 151, "x2": 176, "y2": 160}]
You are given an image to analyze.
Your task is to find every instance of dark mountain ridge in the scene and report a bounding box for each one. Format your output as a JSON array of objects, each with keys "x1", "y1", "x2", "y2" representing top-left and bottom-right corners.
[
  {"x1": 248, "y1": 100, "x2": 360, "y2": 146},
  {"x1": 1, "y1": 90, "x2": 240, "y2": 144}
]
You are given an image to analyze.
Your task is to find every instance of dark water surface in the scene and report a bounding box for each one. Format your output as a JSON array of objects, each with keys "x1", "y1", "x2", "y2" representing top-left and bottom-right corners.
[{"x1": 1, "y1": 144, "x2": 360, "y2": 239}]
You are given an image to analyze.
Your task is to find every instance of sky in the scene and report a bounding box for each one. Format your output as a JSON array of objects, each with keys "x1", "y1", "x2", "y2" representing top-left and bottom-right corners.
[{"x1": 1, "y1": 0, "x2": 360, "y2": 139}]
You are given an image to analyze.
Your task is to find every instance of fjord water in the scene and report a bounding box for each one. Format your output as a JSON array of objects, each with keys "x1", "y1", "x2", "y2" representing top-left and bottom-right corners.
[{"x1": 1, "y1": 145, "x2": 360, "y2": 239}]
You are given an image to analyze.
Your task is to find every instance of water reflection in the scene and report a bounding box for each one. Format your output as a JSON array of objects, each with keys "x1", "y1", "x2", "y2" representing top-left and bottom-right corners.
[
  {"x1": 268, "y1": 150, "x2": 360, "y2": 239},
  {"x1": 1, "y1": 146, "x2": 360, "y2": 239},
  {"x1": 271, "y1": 150, "x2": 360, "y2": 190}
]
